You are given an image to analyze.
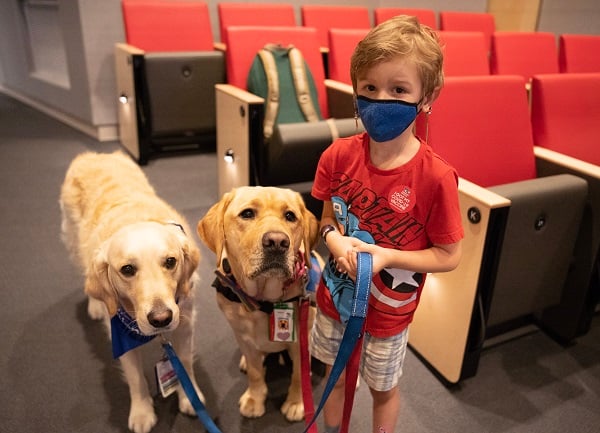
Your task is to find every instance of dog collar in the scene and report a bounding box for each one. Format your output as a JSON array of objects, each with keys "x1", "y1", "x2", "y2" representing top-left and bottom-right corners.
[
  {"x1": 110, "y1": 307, "x2": 156, "y2": 359},
  {"x1": 212, "y1": 251, "x2": 321, "y2": 314}
]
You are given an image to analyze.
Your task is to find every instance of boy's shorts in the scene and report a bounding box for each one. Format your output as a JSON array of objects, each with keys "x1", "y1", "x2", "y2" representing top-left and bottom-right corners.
[{"x1": 310, "y1": 308, "x2": 408, "y2": 392}]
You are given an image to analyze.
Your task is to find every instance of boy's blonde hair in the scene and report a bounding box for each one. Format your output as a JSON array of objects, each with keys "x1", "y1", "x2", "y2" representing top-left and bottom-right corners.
[{"x1": 350, "y1": 15, "x2": 444, "y2": 100}]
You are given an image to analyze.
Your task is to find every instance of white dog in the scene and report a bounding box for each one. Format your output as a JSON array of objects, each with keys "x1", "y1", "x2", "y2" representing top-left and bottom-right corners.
[{"x1": 60, "y1": 151, "x2": 203, "y2": 433}]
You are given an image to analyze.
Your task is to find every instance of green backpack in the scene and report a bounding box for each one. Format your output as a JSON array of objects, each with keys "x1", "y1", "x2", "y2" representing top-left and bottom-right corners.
[{"x1": 247, "y1": 44, "x2": 323, "y2": 140}]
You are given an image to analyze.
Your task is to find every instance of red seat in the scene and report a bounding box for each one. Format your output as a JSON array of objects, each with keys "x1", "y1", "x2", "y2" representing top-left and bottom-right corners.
[
  {"x1": 531, "y1": 73, "x2": 600, "y2": 164},
  {"x1": 490, "y1": 32, "x2": 559, "y2": 81},
  {"x1": 217, "y1": 3, "x2": 296, "y2": 47},
  {"x1": 116, "y1": 0, "x2": 225, "y2": 164},
  {"x1": 327, "y1": 28, "x2": 369, "y2": 85},
  {"x1": 419, "y1": 75, "x2": 536, "y2": 186},
  {"x1": 530, "y1": 72, "x2": 600, "y2": 341},
  {"x1": 300, "y1": 5, "x2": 371, "y2": 50},
  {"x1": 374, "y1": 7, "x2": 437, "y2": 29},
  {"x1": 122, "y1": 0, "x2": 215, "y2": 51},
  {"x1": 437, "y1": 31, "x2": 490, "y2": 76},
  {"x1": 439, "y1": 11, "x2": 495, "y2": 53},
  {"x1": 559, "y1": 34, "x2": 600, "y2": 73}
]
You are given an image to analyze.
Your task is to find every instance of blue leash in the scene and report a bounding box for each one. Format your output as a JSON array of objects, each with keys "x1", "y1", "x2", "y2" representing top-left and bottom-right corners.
[
  {"x1": 303, "y1": 252, "x2": 372, "y2": 433},
  {"x1": 162, "y1": 341, "x2": 222, "y2": 433}
]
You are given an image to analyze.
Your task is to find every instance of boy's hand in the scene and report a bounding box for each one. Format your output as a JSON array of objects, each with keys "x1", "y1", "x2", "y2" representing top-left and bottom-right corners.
[{"x1": 335, "y1": 240, "x2": 389, "y2": 280}]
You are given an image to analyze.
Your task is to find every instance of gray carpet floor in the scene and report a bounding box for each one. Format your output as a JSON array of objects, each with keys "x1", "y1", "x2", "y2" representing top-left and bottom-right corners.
[{"x1": 1, "y1": 92, "x2": 599, "y2": 433}]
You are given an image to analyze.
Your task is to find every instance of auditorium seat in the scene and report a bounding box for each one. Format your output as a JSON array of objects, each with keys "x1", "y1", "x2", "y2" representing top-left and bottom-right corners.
[
  {"x1": 530, "y1": 72, "x2": 600, "y2": 341},
  {"x1": 115, "y1": 0, "x2": 225, "y2": 164},
  {"x1": 558, "y1": 34, "x2": 600, "y2": 73}
]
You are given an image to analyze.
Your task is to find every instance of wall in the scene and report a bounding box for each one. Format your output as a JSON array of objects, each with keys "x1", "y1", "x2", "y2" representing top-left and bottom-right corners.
[
  {"x1": 0, "y1": 0, "x2": 598, "y2": 143},
  {"x1": 0, "y1": 0, "x2": 123, "y2": 141}
]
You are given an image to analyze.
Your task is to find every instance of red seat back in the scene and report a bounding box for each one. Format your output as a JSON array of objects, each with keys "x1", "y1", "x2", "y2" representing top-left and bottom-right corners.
[
  {"x1": 416, "y1": 75, "x2": 536, "y2": 187},
  {"x1": 217, "y1": 3, "x2": 297, "y2": 47},
  {"x1": 121, "y1": 0, "x2": 214, "y2": 51},
  {"x1": 490, "y1": 32, "x2": 559, "y2": 79},
  {"x1": 439, "y1": 11, "x2": 495, "y2": 53},
  {"x1": 531, "y1": 73, "x2": 600, "y2": 165},
  {"x1": 374, "y1": 7, "x2": 437, "y2": 29},
  {"x1": 327, "y1": 28, "x2": 369, "y2": 85},
  {"x1": 559, "y1": 34, "x2": 600, "y2": 73},
  {"x1": 437, "y1": 31, "x2": 490, "y2": 76},
  {"x1": 224, "y1": 26, "x2": 328, "y2": 118},
  {"x1": 301, "y1": 5, "x2": 371, "y2": 49}
]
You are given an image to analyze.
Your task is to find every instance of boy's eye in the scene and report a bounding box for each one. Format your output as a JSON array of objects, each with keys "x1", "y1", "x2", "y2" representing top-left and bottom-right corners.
[
  {"x1": 394, "y1": 87, "x2": 406, "y2": 94},
  {"x1": 365, "y1": 84, "x2": 376, "y2": 92}
]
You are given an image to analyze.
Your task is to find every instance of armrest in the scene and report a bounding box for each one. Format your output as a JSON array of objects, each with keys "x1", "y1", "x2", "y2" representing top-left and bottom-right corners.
[
  {"x1": 535, "y1": 146, "x2": 600, "y2": 179},
  {"x1": 409, "y1": 178, "x2": 510, "y2": 384},
  {"x1": 114, "y1": 43, "x2": 145, "y2": 162},
  {"x1": 214, "y1": 42, "x2": 226, "y2": 52},
  {"x1": 325, "y1": 79, "x2": 355, "y2": 119},
  {"x1": 216, "y1": 84, "x2": 264, "y2": 197}
]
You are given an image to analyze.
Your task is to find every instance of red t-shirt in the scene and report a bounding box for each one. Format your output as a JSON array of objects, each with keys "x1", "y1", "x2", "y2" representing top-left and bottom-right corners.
[{"x1": 312, "y1": 132, "x2": 464, "y2": 337}]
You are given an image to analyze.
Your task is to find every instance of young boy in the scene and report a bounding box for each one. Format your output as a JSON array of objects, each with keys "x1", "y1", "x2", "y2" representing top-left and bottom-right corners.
[{"x1": 310, "y1": 16, "x2": 464, "y2": 433}]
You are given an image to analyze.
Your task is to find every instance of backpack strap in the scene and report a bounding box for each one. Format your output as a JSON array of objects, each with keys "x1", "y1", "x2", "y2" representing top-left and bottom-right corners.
[
  {"x1": 288, "y1": 47, "x2": 320, "y2": 124},
  {"x1": 257, "y1": 46, "x2": 280, "y2": 139}
]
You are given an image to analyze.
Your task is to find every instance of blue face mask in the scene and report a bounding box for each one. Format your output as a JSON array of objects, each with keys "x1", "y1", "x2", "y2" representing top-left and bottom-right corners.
[{"x1": 356, "y1": 95, "x2": 420, "y2": 142}]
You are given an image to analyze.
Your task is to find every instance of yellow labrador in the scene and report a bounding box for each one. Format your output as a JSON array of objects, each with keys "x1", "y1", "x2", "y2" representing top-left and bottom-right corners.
[
  {"x1": 60, "y1": 151, "x2": 202, "y2": 433},
  {"x1": 197, "y1": 186, "x2": 320, "y2": 422}
]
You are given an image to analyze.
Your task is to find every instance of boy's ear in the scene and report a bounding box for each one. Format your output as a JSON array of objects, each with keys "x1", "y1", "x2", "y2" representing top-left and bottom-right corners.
[{"x1": 422, "y1": 87, "x2": 442, "y2": 112}]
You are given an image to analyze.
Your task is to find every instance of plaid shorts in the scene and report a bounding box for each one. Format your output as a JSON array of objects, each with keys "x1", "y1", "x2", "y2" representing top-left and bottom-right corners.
[{"x1": 309, "y1": 308, "x2": 409, "y2": 392}]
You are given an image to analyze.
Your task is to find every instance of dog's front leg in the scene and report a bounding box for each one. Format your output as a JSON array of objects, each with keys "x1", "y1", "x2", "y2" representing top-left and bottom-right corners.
[
  {"x1": 281, "y1": 343, "x2": 305, "y2": 422},
  {"x1": 119, "y1": 349, "x2": 157, "y2": 433},
  {"x1": 170, "y1": 314, "x2": 205, "y2": 415},
  {"x1": 238, "y1": 344, "x2": 268, "y2": 418}
]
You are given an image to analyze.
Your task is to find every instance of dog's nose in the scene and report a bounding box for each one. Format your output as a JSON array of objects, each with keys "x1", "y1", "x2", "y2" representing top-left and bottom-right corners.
[
  {"x1": 147, "y1": 308, "x2": 173, "y2": 328},
  {"x1": 262, "y1": 231, "x2": 290, "y2": 252}
]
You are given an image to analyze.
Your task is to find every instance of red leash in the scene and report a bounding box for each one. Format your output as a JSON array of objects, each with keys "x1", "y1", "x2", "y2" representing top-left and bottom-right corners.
[
  {"x1": 299, "y1": 299, "x2": 366, "y2": 433},
  {"x1": 299, "y1": 297, "x2": 317, "y2": 433}
]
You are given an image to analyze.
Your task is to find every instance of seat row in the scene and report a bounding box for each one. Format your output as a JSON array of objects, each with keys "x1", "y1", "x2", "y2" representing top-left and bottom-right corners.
[
  {"x1": 114, "y1": 0, "x2": 600, "y2": 165},
  {"x1": 409, "y1": 72, "x2": 600, "y2": 383},
  {"x1": 328, "y1": 29, "x2": 600, "y2": 85}
]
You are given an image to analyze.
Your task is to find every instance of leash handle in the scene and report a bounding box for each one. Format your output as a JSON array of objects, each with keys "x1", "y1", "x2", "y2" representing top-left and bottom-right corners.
[
  {"x1": 302, "y1": 252, "x2": 372, "y2": 433},
  {"x1": 162, "y1": 342, "x2": 223, "y2": 433}
]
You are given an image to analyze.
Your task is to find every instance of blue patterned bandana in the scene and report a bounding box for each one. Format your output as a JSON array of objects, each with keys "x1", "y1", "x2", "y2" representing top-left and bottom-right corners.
[{"x1": 110, "y1": 308, "x2": 156, "y2": 359}]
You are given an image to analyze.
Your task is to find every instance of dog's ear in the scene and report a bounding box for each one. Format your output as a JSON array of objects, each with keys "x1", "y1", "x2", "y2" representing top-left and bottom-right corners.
[
  {"x1": 84, "y1": 242, "x2": 118, "y2": 316},
  {"x1": 175, "y1": 229, "x2": 201, "y2": 298},
  {"x1": 197, "y1": 189, "x2": 235, "y2": 268},
  {"x1": 298, "y1": 194, "x2": 319, "y2": 265}
]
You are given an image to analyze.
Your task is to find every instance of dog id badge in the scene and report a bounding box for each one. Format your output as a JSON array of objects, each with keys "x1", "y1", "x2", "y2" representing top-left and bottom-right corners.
[
  {"x1": 269, "y1": 302, "x2": 296, "y2": 342},
  {"x1": 155, "y1": 356, "x2": 179, "y2": 398}
]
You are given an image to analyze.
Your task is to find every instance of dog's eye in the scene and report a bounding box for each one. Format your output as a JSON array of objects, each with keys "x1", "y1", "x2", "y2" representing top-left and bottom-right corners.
[
  {"x1": 239, "y1": 208, "x2": 255, "y2": 219},
  {"x1": 165, "y1": 257, "x2": 177, "y2": 270},
  {"x1": 120, "y1": 264, "x2": 136, "y2": 277},
  {"x1": 284, "y1": 211, "x2": 297, "y2": 222}
]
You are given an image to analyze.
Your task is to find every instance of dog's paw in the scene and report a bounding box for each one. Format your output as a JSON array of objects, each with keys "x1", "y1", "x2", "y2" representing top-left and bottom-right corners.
[
  {"x1": 178, "y1": 385, "x2": 206, "y2": 416},
  {"x1": 281, "y1": 398, "x2": 304, "y2": 422},
  {"x1": 87, "y1": 297, "x2": 106, "y2": 320},
  {"x1": 128, "y1": 398, "x2": 157, "y2": 433},
  {"x1": 239, "y1": 355, "x2": 247, "y2": 373},
  {"x1": 239, "y1": 388, "x2": 266, "y2": 418}
]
